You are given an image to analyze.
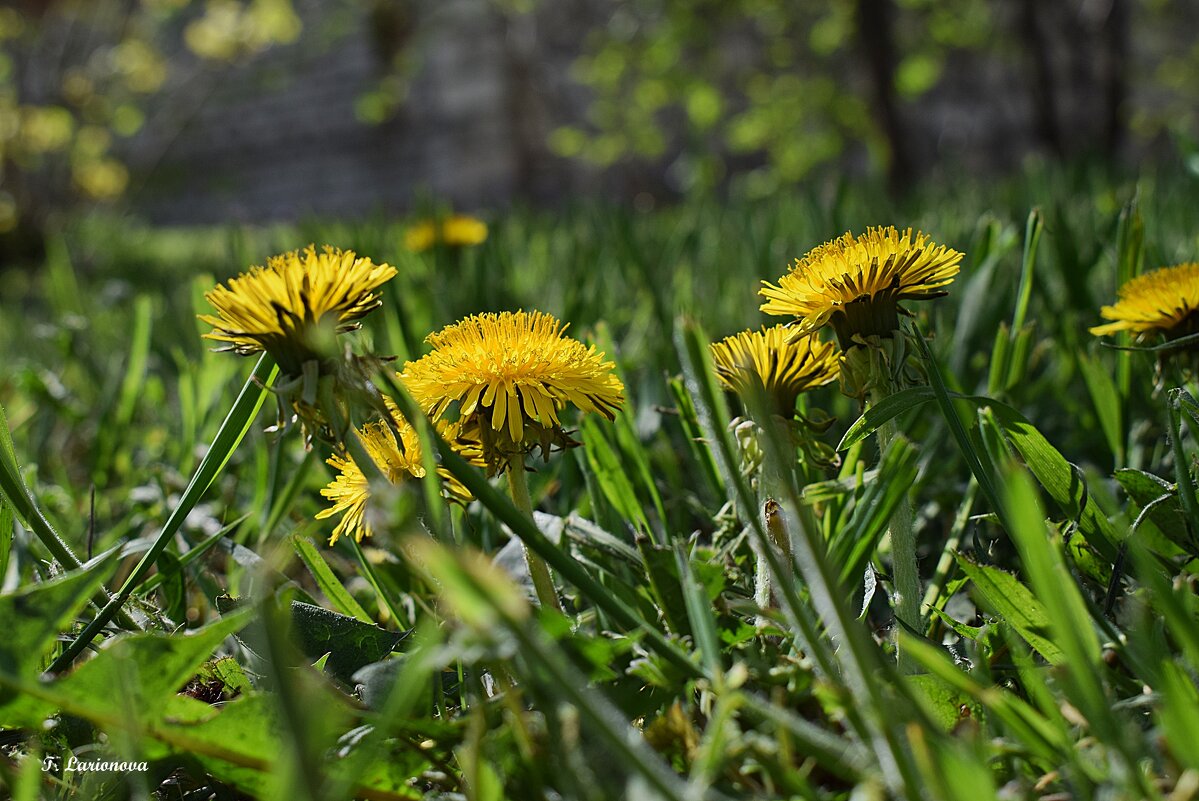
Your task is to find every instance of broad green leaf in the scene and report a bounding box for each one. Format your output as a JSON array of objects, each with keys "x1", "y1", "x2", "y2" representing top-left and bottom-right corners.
[
  {"x1": 837, "y1": 386, "x2": 934, "y2": 451},
  {"x1": 289, "y1": 601, "x2": 408, "y2": 685},
  {"x1": 906, "y1": 674, "x2": 982, "y2": 731},
  {"x1": 0, "y1": 609, "x2": 249, "y2": 727},
  {"x1": 900, "y1": 633, "x2": 1070, "y2": 768},
  {"x1": 1114, "y1": 468, "x2": 1188, "y2": 546},
  {"x1": 955, "y1": 555, "x2": 1065, "y2": 665},
  {"x1": 0, "y1": 552, "x2": 119, "y2": 686}
]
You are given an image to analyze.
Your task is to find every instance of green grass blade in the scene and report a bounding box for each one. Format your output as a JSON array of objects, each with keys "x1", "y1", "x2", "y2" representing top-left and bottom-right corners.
[
  {"x1": 292, "y1": 532, "x2": 373, "y2": 623},
  {"x1": 911, "y1": 327, "x2": 1009, "y2": 533},
  {"x1": 1011, "y1": 208, "x2": 1043, "y2": 333},
  {"x1": 49, "y1": 354, "x2": 278, "y2": 673},
  {"x1": 94, "y1": 294, "x2": 153, "y2": 480},
  {"x1": 1079, "y1": 351, "x2": 1124, "y2": 467},
  {"x1": 673, "y1": 541, "x2": 722, "y2": 678},
  {"x1": 0, "y1": 402, "x2": 84, "y2": 570},
  {"x1": 1167, "y1": 389, "x2": 1199, "y2": 546}
]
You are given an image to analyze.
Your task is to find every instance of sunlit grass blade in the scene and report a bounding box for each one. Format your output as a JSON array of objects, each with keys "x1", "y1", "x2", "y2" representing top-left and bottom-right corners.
[
  {"x1": 291, "y1": 531, "x2": 372, "y2": 623},
  {"x1": 1001, "y1": 466, "x2": 1154, "y2": 798}
]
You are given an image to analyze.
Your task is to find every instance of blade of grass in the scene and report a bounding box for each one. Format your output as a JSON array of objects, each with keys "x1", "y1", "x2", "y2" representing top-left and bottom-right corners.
[
  {"x1": 911, "y1": 325, "x2": 1010, "y2": 534},
  {"x1": 292, "y1": 531, "x2": 373, "y2": 623},
  {"x1": 49, "y1": 354, "x2": 278, "y2": 672}
]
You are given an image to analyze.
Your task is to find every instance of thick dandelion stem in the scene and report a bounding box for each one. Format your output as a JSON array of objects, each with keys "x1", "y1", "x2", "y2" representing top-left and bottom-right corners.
[
  {"x1": 506, "y1": 459, "x2": 564, "y2": 614},
  {"x1": 873, "y1": 391, "x2": 922, "y2": 674}
]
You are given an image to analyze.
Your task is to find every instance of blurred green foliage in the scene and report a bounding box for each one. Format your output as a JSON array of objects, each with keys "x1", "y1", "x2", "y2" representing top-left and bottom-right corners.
[{"x1": 0, "y1": 0, "x2": 301, "y2": 235}]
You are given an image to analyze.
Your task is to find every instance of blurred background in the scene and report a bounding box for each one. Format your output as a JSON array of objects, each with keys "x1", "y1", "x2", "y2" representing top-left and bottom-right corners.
[{"x1": 1, "y1": 0, "x2": 1198, "y2": 257}]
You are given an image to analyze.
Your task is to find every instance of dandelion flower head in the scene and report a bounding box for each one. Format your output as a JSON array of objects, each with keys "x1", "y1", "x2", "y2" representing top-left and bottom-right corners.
[
  {"x1": 710, "y1": 325, "x2": 840, "y2": 415},
  {"x1": 404, "y1": 214, "x2": 489, "y2": 253},
  {"x1": 316, "y1": 416, "x2": 478, "y2": 545},
  {"x1": 760, "y1": 227, "x2": 963, "y2": 348},
  {"x1": 401, "y1": 310, "x2": 624, "y2": 472},
  {"x1": 1090, "y1": 262, "x2": 1199, "y2": 341},
  {"x1": 200, "y1": 245, "x2": 397, "y2": 374}
]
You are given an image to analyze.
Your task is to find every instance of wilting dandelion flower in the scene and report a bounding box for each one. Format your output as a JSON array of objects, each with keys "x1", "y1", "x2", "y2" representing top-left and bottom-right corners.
[
  {"x1": 402, "y1": 310, "x2": 624, "y2": 475},
  {"x1": 760, "y1": 227, "x2": 963, "y2": 349},
  {"x1": 404, "y1": 214, "x2": 489, "y2": 253},
  {"x1": 200, "y1": 245, "x2": 397, "y2": 374},
  {"x1": 316, "y1": 415, "x2": 478, "y2": 545},
  {"x1": 1090, "y1": 263, "x2": 1199, "y2": 342},
  {"x1": 710, "y1": 325, "x2": 839, "y2": 415}
]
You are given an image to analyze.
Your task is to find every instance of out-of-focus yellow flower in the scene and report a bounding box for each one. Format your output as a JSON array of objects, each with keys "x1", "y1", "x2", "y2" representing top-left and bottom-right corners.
[
  {"x1": 760, "y1": 226, "x2": 963, "y2": 348},
  {"x1": 710, "y1": 325, "x2": 839, "y2": 415},
  {"x1": 404, "y1": 214, "x2": 488, "y2": 252},
  {"x1": 1090, "y1": 263, "x2": 1199, "y2": 342},
  {"x1": 316, "y1": 415, "x2": 478, "y2": 545},
  {"x1": 401, "y1": 310, "x2": 624, "y2": 473},
  {"x1": 199, "y1": 245, "x2": 396, "y2": 374}
]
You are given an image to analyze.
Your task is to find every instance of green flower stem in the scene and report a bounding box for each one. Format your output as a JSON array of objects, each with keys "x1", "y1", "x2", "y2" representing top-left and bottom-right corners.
[
  {"x1": 871, "y1": 382, "x2": 921, "y2": 674},
  {"x1": 506, "y1": 459, "x2": 564, "y2": 614}
]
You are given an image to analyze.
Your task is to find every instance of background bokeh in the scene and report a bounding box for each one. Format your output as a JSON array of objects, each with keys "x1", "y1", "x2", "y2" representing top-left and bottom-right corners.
[{"x1": 2, "y1": 0, "x2": 1198, "y2": 249}]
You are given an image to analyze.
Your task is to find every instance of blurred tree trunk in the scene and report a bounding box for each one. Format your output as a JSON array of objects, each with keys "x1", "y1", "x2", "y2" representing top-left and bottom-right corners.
[
  {"x1": 854, "y1": 0, "x2": 913, "y2": 193},
  {"x1": 502, "y1": 10, "x2": 547, "y2": 200},
  {"x1": 1100, "y1": 0, "x2": 1129, "y2": 156},
  {"x1": 1018, "y1": 0, "x2": 1065, "y2": 158}
]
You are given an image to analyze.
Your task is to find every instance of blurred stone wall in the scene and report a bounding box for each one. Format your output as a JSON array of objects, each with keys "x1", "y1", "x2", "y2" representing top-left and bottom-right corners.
[
  {"x1": 134, "y1": 0, "x2": 589, "y2": 224},
  {"x1": 130, "y1": 0, "x2": 1191, "y2": 224}
]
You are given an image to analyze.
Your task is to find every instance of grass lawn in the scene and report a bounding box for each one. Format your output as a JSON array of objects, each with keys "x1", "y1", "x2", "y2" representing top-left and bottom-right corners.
[{"x1": 1, "y1": 163, "x2": 1198, "y2": 800}]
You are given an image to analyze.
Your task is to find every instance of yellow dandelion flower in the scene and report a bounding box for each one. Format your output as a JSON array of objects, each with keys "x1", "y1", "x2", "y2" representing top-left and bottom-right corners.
[
  {"x1": 316, "y1": 417, "x2": 477, "y2": 545},
  {"x1": 710, "y1": 325, "x2": 840, "y2": 415},
  {"x1": 404, "y1": 214, "x2": 488, "y2": 253},
  {"x1": 199, "y1": 245, "x2": 397, "y2": 374},
  {"x1": 1090, "y1": 263, "x2": 1199, "y2": 341},
  {"x1": 760, "y1": 227, "x2": 963, "y2": 347},
  {"x1": 401, "y1": 310, "x2": 625, "y2": 473},
  {"x1": 403, "y1": 221, "x2": 437, "y2": 253}
]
